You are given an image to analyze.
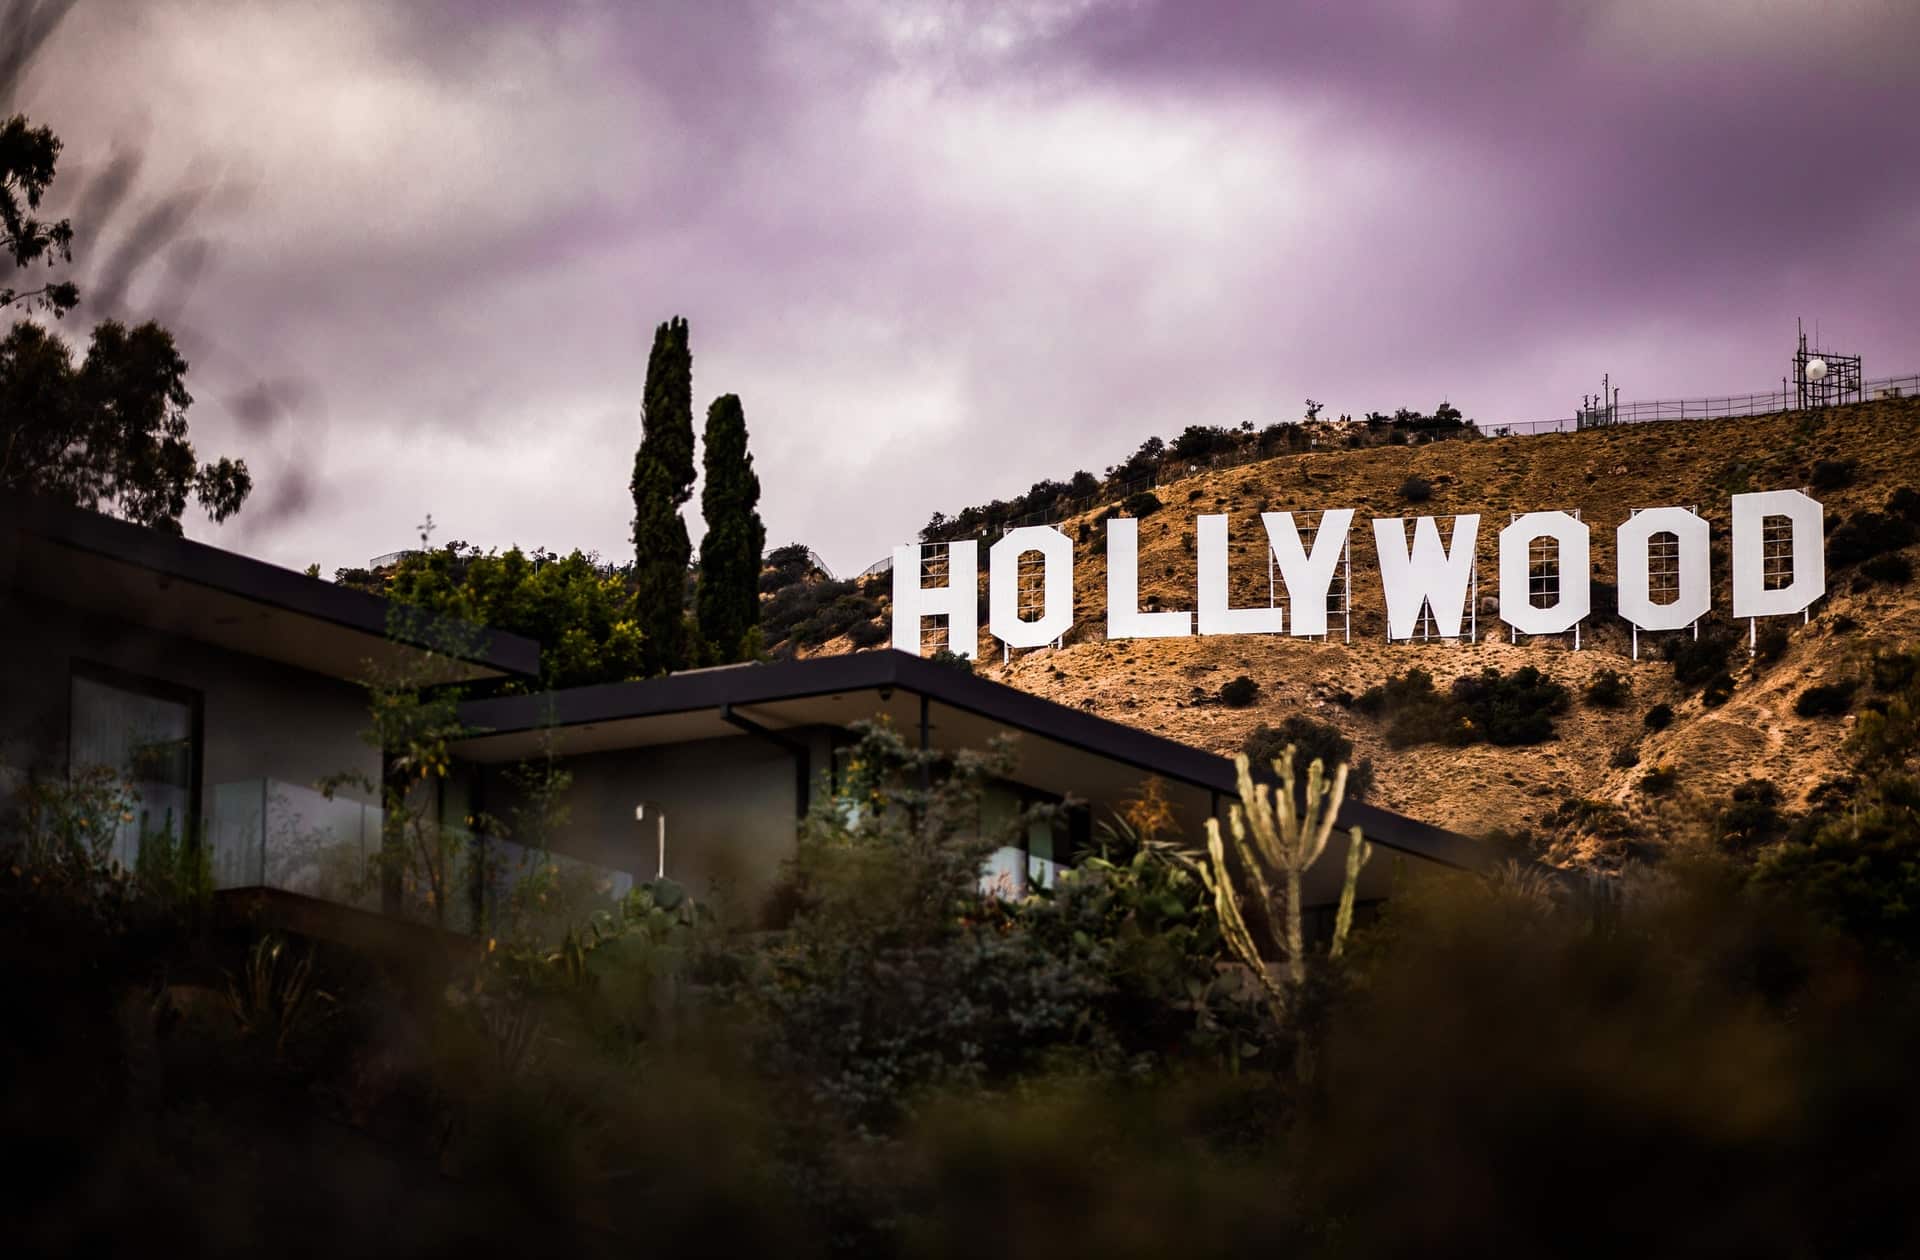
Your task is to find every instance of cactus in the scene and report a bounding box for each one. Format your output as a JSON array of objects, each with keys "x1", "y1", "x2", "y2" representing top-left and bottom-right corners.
[{"x1": 1201, "y1": 745, "x2": 1372, "y2": 1010}]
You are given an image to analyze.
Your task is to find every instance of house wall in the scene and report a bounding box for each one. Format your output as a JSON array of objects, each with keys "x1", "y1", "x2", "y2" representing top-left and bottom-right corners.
[
  {"x1": 0, "y1": 592, "x2": 381, "y2": 827},
  {"x1": 472, "y1": 728, "x2": 835, "y2": 917}
]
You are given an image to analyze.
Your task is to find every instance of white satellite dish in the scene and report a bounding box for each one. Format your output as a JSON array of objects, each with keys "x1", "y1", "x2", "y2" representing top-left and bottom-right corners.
[{"x1": 1806, "y1": 358, "x2": 1828, "y2": 383}]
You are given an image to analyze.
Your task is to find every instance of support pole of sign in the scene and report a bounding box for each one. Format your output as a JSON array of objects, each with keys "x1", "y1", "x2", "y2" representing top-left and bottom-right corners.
[
  {"x1": 1343, "y1": 537, "x2": 1352, "y2": 644},
  {"x1": 1470, "y1": 562, "x2": 1478, "y2": 644},
  {"x1": 1632, "y1": 626, "x2": 1639, "y2": 661}
]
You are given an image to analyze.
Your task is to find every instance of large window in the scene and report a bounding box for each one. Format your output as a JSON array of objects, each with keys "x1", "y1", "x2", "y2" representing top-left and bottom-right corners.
[
  {"x1": 978, "y1": 781, "x2": 1085, "y2": 898},
  {"x1": 68, "y1": 664, "x2": 200, "y2": 870}
]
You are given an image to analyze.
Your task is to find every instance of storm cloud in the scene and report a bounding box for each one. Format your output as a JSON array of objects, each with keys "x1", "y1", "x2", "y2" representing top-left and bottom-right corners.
[{"x1": 11, "y1": 0, "x2": 1917, "y2": 576}]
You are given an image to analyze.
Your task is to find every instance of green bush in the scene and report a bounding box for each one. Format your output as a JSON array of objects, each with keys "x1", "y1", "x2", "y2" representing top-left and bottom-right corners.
[
  {"x1": 1399, "y1": 475, "x2": 1432, "y2": 503},
  {"x1": 1701, "y1": 672, "x2": 1735, "y2": 708},
  {"x1": 1217, "y1": 675, "x2": 1261, "y2": 708},
  {"x1": 1584, "y1": 668, "x2": 1631, "y2": 709},
  {"x1": 1644, "y1": 703, "x2": 1675, "y2": 731},
  {"x1": 1242, "y1": 717, "x2": 1374, "y2": 801},
  {"x1": 1126, "y1": 490, "x2": 1164, "y2": 519},
  {"x1": 1609, "y1": 745, "x2": 1641, "y2": 769},
  {"x1": 1794, "y1": 681, "x2": 1857, "y2": 718}
]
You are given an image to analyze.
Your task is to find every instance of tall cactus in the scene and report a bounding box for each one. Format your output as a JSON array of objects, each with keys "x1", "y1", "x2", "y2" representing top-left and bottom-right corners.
[{"x1": 1201, "y1": 745, "x2": 1373, "y2": 1009}]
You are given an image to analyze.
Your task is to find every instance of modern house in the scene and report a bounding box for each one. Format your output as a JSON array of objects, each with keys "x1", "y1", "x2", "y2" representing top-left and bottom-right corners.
[{"x1": 2, "y1": 490, "x2": 1495, "y2": 941}]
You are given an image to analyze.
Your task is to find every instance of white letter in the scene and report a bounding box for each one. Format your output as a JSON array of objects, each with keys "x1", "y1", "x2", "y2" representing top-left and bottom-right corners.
[
  {"x1": 1616, "y1": 507, "x2": 1710, "y2": 631},
  {"x1": 1262, "y1": 509, "x2": 1353, "y2": 637},
  {"x1": 989, "y1": 526, "x2": 1075, "y2": 649},
  {"x1": 1732, "y1": 489, "x2": 1825, "y2": 619},
  {"x1": 1197, "y1": 515, "x2": 1286, "y2": 636},
  {"x1": 1107, "y1": 517, "x2": 1191, "y2": 639},
  {"x1": 1373, "y1": 515, "x2": 1481, "y2": 640},
  {"x1": 891, "y1": 540, "x2": 979, "y2": 658},
  {"x1": 1498, "y1": 511, "x2": 1591, "y2": 635}
]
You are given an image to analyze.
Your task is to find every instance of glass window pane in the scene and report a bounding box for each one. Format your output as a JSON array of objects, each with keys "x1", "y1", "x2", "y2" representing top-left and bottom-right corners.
[{"x1": 70, "y1": 673, "x2": 196, "y2": 871}]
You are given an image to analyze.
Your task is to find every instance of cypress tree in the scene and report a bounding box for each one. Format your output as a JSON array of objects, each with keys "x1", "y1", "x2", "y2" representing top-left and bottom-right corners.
[
  {"x1": 631, "y1": 316, "x2": 694, "y2": 673},
  {"x1": 696, "y1": 393, "x2": 766, "y2": 661}
]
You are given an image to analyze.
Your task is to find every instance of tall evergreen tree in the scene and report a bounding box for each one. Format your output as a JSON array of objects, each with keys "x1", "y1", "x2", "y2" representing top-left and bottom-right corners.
[
  {"x1": 696, "y1": 393, "x2": 766, "y2": 662},
  {"x1": 630, "y1": 316, "x2": 694, "y2": 673}
]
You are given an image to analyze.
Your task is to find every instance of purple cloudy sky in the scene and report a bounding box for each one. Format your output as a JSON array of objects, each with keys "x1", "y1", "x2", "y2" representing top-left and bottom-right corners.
[{"x1": 14, "y1": 0, "x2": 1919, "y2": 576}]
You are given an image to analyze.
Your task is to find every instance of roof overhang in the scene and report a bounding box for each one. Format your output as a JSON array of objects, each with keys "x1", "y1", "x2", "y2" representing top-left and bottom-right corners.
[
  {"x1": 453, "y1": 651, "x2": 1497, "y2": 872},
  {"x1": 0, "y1": 492, "x2": 539, "y2": 685}
]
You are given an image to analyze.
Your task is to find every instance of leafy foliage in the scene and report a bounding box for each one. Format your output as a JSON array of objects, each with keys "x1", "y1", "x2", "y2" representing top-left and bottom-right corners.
[
  {"x1": 1644, "y1": 702, "x2": 1675, "y2": 731},
  {"x1": 361, "y1": 540, "x2": 644, "y2": 693},
  {"x1": 1398, "y1": 475, "x2": 1432, "y2": 503},
  {"x1": 0, "y1": 113, "x2": 78, "y2": 317},
  {"x1": 0, "y1": 114, "x2": 247, "y2": 530}
]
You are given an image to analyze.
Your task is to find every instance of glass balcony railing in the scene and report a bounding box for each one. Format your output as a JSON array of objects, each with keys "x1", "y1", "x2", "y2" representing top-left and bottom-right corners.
[
  {"x1": 208, "y1": 778, "x2": 636, "y2": 940},
  {"x1": 209, "y1": 778, "x2": 382, "y2": 912}
]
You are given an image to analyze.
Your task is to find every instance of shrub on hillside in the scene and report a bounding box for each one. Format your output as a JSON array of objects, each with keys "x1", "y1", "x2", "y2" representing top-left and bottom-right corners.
[
  {"x1": 1399, "y1": 475, "x2": 1432, "y2": 503},
  {"x1": 1357, "y1": 666, "x2": 1568, "y2": 748},
  {"x1": 1716, "y1": 779, "x2": 1785, "y2": 848},
  {"x1": 1861, "y1": 553, "x2": 1914, "y2": 587},
  {"x1": 1644, "y1": 703, "x2": 1675, "y2": 731},
  {"x1": 1870, "y1": 647, "x2": 1920, "y2": 695},
  {"x1": 1701, "y1": 672, "x2": 1735, "y2": 708},
  {"x1": 1809, "y1": 458, "x2": 1858, "y2": 490},
  {"x1": 1609, "y1": 745, "x2": 1641, "y2": 769},
  {"x1": 1639, "y1": 764, "x2": 1679, "y2": 795},
  {"x1": 1243, "y1": 716, "x2": 1374, "y2": 801},
  {"x1": 1661, "y1": 628, "x2": 1738, "y2": 692},
  {"x1": 1125, "y1": 490, "x2": 1164, "y2": 519},
  {"x1": 1794, "y1": 681, "x2": 1857, "y2": 718},
  {"x1": 1356, "y1": 668, "x2": 1470, "y2": 747},
  {"x1": 845, "y1": 619, "x2": 888, "y2": 649},
  {"x1": 1887, "y1": 486, "x2": 1920, "y2": 524},
  {"x1": 1452, "y1": 666, "x2": 1571, "y2": 745},
  {"x1": 1585, "y1": 669, "x2": 1631, "y2": 709},
  {"x1": 1828, "y1": 510, "x2": 1918, "y2": 569},
  {"x1": 1754, "y1": 623, "x2": 1791, "y2": 665},
  {"x1": 1217, "y1": 675, "x2": 1260, "y2": 708},
  {"x1": 926, "y1": 648, "x2": 974, "y2": 674}
]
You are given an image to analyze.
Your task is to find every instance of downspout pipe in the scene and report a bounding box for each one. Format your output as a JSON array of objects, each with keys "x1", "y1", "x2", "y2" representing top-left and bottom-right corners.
[{"x1": 720, "y1": 703, "x2": 811, "y2": 819}]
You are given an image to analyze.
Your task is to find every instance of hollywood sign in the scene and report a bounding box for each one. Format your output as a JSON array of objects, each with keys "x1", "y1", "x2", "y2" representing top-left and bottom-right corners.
[{"x1": 891, "y1": 489, "x2": 1825, "y2": 658}]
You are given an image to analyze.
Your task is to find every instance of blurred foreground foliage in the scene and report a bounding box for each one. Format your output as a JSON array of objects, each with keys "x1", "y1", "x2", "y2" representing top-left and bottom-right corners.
[{"x1": 7, "y1": 700, "x2": 1920, "y2": 1256}]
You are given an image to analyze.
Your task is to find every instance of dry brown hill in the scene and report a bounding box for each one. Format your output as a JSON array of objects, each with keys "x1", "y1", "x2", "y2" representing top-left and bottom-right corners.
[{"x1": 808, "y1": 397, "x2": 1920, "y2": 867}]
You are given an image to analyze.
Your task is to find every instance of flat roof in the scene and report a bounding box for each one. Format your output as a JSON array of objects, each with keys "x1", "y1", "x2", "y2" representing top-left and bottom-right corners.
[
  {"x1": 454, "y1": 650, "x2": 1495, "y2": 872},
  {"x1": 1, "y1": 491, "x2": 539, "y2": 684}
]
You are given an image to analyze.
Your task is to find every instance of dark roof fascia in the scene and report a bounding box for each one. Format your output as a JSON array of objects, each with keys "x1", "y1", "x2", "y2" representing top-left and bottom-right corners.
[
  {"x1": 457, "y1": 651, "x2": 1498, "y2": 872},
  {"x1": 0, "y1": 490, "x2": 540, "y2": 678}
]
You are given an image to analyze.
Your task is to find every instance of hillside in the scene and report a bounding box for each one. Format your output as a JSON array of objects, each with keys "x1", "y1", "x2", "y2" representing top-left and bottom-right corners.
[{"x1": 799, "y1": 397, "x2": 1920, "y2": 867}]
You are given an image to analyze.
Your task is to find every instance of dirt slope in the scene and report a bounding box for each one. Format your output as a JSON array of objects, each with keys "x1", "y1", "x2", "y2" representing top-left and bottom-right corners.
[{"x1": 821, "y1": 397, "x2": 1920, "y2": 864}]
